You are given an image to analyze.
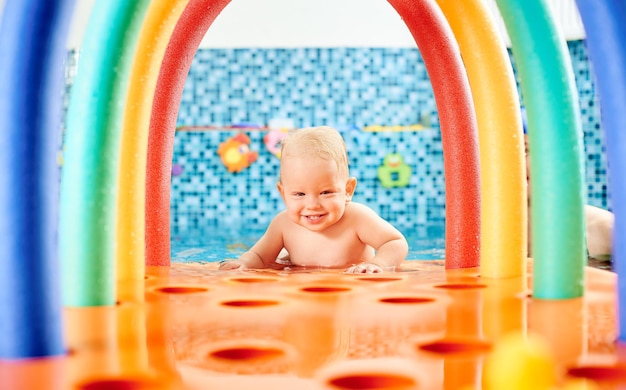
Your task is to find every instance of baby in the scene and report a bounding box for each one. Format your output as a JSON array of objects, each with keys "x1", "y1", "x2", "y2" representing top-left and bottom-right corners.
[{"x1": 219, "y1": 126, "x2": 408, "y2": 273}]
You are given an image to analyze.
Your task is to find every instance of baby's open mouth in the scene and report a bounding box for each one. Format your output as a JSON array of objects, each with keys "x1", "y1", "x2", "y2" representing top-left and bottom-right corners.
[{"x1": 304, "y1": 214, "x2": 324, "y2": 220}]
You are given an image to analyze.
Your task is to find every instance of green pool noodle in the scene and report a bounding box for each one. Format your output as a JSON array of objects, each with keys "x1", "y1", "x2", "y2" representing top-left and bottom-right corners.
[
  {"x1": 496, "y1": 0, "x2": 586, "y2": 299},
  {"x1": 60, "y1": 0, "x2": 150, "y2": 306}
]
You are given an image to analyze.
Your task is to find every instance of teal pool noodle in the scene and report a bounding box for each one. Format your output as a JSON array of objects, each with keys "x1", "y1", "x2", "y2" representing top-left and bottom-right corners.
[
  {"x1": 60, "y1": 0, "x2": 150, "y2": 306},
  {"x1": 495, "y1": 0, "x2": 586, "y2": 299},
  {"x1": 0, "y1": 0, "x2": 75, "y2": 358}
]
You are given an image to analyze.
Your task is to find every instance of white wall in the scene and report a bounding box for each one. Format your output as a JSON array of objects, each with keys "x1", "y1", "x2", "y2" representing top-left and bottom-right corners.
[
  {"x1": 66, "y1": 0, "x2": 96, "y2": 48},
  {"x1": 66, "y1": 0, "x2": 417, "y2": 49},
  {"x1": 65, "y1": 0, "x2": 585, "y2": 49},
  {"x1": 199, "y1": 0, "x2": 416, "y2": 48}
]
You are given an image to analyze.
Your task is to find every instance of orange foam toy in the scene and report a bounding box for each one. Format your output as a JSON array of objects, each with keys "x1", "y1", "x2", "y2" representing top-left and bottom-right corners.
[
  {"x1": 0, "y1": 261, "x2": 622, "y2": 390},
  {"x1": 217, "y1": 133, "x2": 259, "y2": 173}
]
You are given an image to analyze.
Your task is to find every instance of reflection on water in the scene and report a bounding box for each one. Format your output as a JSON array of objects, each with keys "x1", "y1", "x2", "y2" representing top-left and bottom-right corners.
[{"x1": 170, "y1": 224, "x2": 447, "y2": 263}]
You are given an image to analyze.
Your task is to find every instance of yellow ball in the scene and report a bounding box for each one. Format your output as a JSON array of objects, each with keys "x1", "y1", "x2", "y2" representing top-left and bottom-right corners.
[{"x1": 483, "y1": 332, "x2": 556, "y2": 390}]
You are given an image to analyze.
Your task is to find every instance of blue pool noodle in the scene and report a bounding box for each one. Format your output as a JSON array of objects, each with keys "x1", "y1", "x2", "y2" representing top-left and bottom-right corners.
[
  {"x1": 574, "y1": 1, "x2": 626, "y2": 340},
  {"x1": 0, "y1": 0, "x2": 75, "y2": 358}
]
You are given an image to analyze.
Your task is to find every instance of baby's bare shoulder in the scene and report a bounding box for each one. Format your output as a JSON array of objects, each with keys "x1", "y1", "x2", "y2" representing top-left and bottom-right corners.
[
  {"x1": 268, "y1": 210, "x2": 290, "y2": 230},
  {"x1": 345, "y1": 202, "x2": 379, "y2": 218},
  {"x1": 274, "y1": 210, "x2": 291, "y2": 223},
  {"x1": 345, "y1": 203, "x2": 401, "y2": 235}
]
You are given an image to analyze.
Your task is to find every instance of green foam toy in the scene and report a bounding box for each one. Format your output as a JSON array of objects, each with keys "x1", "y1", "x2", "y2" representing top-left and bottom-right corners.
[{"x1": 377, "y1": 153, "x2": 411, "y2": 188}]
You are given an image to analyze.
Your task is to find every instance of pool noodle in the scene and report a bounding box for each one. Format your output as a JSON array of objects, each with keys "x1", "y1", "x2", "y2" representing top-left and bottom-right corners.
[
  {"x1": 59, "y1": 0, "x2": 150, "y2": 307},
  {"x1": 574, "y1": 0, "x2": 626, "y2": 339},
  {"x1": 387, "y1": 0, "x2": 481, "y2": 269},
  {"x1": 0, "y1": 0, "x2": 74, "y2": 358},
  {"x1": 146, "y1": 0, "x2": 232, "y2": 267},
  {"x1": 496, "y1": 0, "x2": 585, "y2": 299},
  {"x1": 116, "y1": 0, "x2": 189, "y2": 298},
  {"x1": 436, "y1": 0, "x2": 526, "y2": 278}
]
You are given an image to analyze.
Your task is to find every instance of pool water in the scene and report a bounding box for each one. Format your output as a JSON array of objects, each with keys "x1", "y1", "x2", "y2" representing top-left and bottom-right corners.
[{"x1": 170, "y1": 224, "x2": 446, "y2": 263}]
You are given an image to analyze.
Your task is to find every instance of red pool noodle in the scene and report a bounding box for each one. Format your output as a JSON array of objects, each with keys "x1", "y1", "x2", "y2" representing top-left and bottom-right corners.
[
  {"x1": 388, "y1": 0, "x2": 481, "y2": 268},
  {"x1": 146, "y1": 0, "x2": 232, "y2": 266}
]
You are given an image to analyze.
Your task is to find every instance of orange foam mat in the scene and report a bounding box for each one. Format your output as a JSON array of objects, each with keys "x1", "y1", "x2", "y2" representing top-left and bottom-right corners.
[{"x1": 0, "y1": 260, "x2": 622, "y2": 389}]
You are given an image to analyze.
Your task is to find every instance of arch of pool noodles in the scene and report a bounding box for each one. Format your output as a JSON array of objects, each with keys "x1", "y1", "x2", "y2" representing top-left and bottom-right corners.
[
  {"x1": 0, "y1": 0, "x2": 75, "y2": 359},
  {"x1": 145, "y1": 0, "x2": 482, "y2": 270},
  {"x1": 497, "y1": 0, "x2": 585, "y2": 299},
  {"x1": 146, "y1": 0, "x2": 233, "y2": 267},
  {"x1": 574, "y1": 0, "x2": 626, "y2": 339},
  {"x1": 435, "y1": 0, "x2": 526, "y2": 279},
  {"x1": 116, "y1": 0, "x2": 191, "y2": 304},
  {"x1": 54, "y1": 0, "x2": 588, "y2": 308},
  {"x1": 0, "y1": 0, "x2": 618, "y2": 361},
  {"x1": 60, "y1": 0, "x2": 151, "y2": 307}
]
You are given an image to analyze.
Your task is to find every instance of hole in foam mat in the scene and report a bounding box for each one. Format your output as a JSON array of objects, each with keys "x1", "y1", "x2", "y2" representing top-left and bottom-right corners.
[
  {"x1": 568, "y1": 365, "x2": 626, "y2": 382},
  {"x1": 434, "y1": 283, "x2": 487, "y2": 290},
  {"x1": 327, "y1": 373, "x2": 417, "y2": 389},
  {"x1": 201, "y1": 341, "x2": 294, "y2": 375},
  {"x1": 300, "y1": 286, "x2": 352, "y2": 293},
  {"x1": 209, "y1": 346, "x2": 286, "y2": 361},
  {"x1": 378, "y1": 297, "x2": 435, "y2": 304},
  {"x1": 418, "y1": 339, "x2": 491, "y2": 355},
  {"x1": 228, "y1": 277, "x2": 279, "y2": 283},
  {"x1": 78, "y1": 377, "x2": 161, "y2": 390},
  {"x1": 220, "y1": 299, "x2": 280, "y2": 307},
  {"x1": 153, "y1": 286, "x2": 209, "y2": 294}
]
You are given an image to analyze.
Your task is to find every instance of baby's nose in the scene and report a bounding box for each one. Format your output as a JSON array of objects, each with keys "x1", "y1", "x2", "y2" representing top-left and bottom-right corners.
[{"x1": 305, "y1": 195, "x2": 321, "y2": 208}]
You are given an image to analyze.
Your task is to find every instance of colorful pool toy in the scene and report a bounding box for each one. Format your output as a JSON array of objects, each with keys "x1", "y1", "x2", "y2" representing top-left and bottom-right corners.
[
  {"x1": 377, "y1": 153, "x2": 412, "y2": 188},
  {"x1": 264, "y1": 127, "x2": 289, "y2": 159},
  {"x1": 217, "y1": 133, "x2": 259, "y2": 173}
]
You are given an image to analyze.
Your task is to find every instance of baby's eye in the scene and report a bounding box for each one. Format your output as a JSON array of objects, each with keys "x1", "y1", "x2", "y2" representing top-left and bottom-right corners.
[
  {"x1": 321, "y1": 190, "x2": 334, "y2": 195},
  {"x1": 293, "y1": 192, "x2": 305, "y2": 197}
]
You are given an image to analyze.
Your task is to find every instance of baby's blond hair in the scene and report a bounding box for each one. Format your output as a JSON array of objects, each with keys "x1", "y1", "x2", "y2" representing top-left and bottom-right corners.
[{"x1": 280, "y1": 126, "x2": 350, "y2": 181}]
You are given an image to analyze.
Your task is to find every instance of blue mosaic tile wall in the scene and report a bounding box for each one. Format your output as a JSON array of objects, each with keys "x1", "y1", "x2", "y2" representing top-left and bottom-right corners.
[
  {"x1": 170, "y1": 40, "x2": 608, "y2": 234},
  {"x1": 568, "y1": 42, "x2": 609, "y2": 207},
  {"x1": 171, "y1": 128, "x2": 444, "y2": 233},
  {"x1": 177, "y1": 48, "x2": 436, "y2": 129},
  {"x1": 61, "y1": 40, "x2": 608, "y2": 234}
]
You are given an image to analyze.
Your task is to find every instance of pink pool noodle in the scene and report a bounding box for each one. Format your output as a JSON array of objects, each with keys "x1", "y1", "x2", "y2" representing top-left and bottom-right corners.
[
  {"x1": 388, "y1": 0, "x2": 481, "y2": 268},
  {"x1": 146, "y1": 0, "x2": 232, "y2": 266}
]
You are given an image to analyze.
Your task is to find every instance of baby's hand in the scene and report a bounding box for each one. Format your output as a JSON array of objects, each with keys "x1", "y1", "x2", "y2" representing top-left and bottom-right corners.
[
  {"x1": 344, "y1": 262, "x2": 384, "y2": 274},
  {"x1": 218, "y1": 260, "x2": 246, "y2": 271}
]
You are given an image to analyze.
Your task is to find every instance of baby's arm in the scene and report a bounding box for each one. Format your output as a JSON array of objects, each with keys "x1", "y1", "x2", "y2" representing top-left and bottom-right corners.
[
  {"x1": 346, "y1": 237, "x2": 408, "y2": 273},
  {"x1": 585, "y1": 204, "x2": 614, "y2": 259},
  {"x1": 345, "y1": 204, "x2": 408, "y2": 273},
  {"x1": 219, "y1": 215, "x2": 285, "y2": 270},
  {"x1": 218, "y1": 252, "x2": 264, "y2": 270}
]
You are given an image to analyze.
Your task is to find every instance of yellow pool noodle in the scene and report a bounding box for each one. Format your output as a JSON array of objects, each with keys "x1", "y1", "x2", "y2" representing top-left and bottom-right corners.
[
  {"x1": 436, "y1": 0, "x2": 527, "y2": 278},
  {"x1": 117, "y1": 0, "x2": 190, "y2": 301}
]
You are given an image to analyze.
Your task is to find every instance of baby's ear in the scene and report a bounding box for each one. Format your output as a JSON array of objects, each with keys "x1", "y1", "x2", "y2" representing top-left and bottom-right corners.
[
  {"x1": 346, "y1": 177, "x2": 357, "y2": 201},
  {"x1": 276, "y1": 181, "x2": 285, "y2": 197}
]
